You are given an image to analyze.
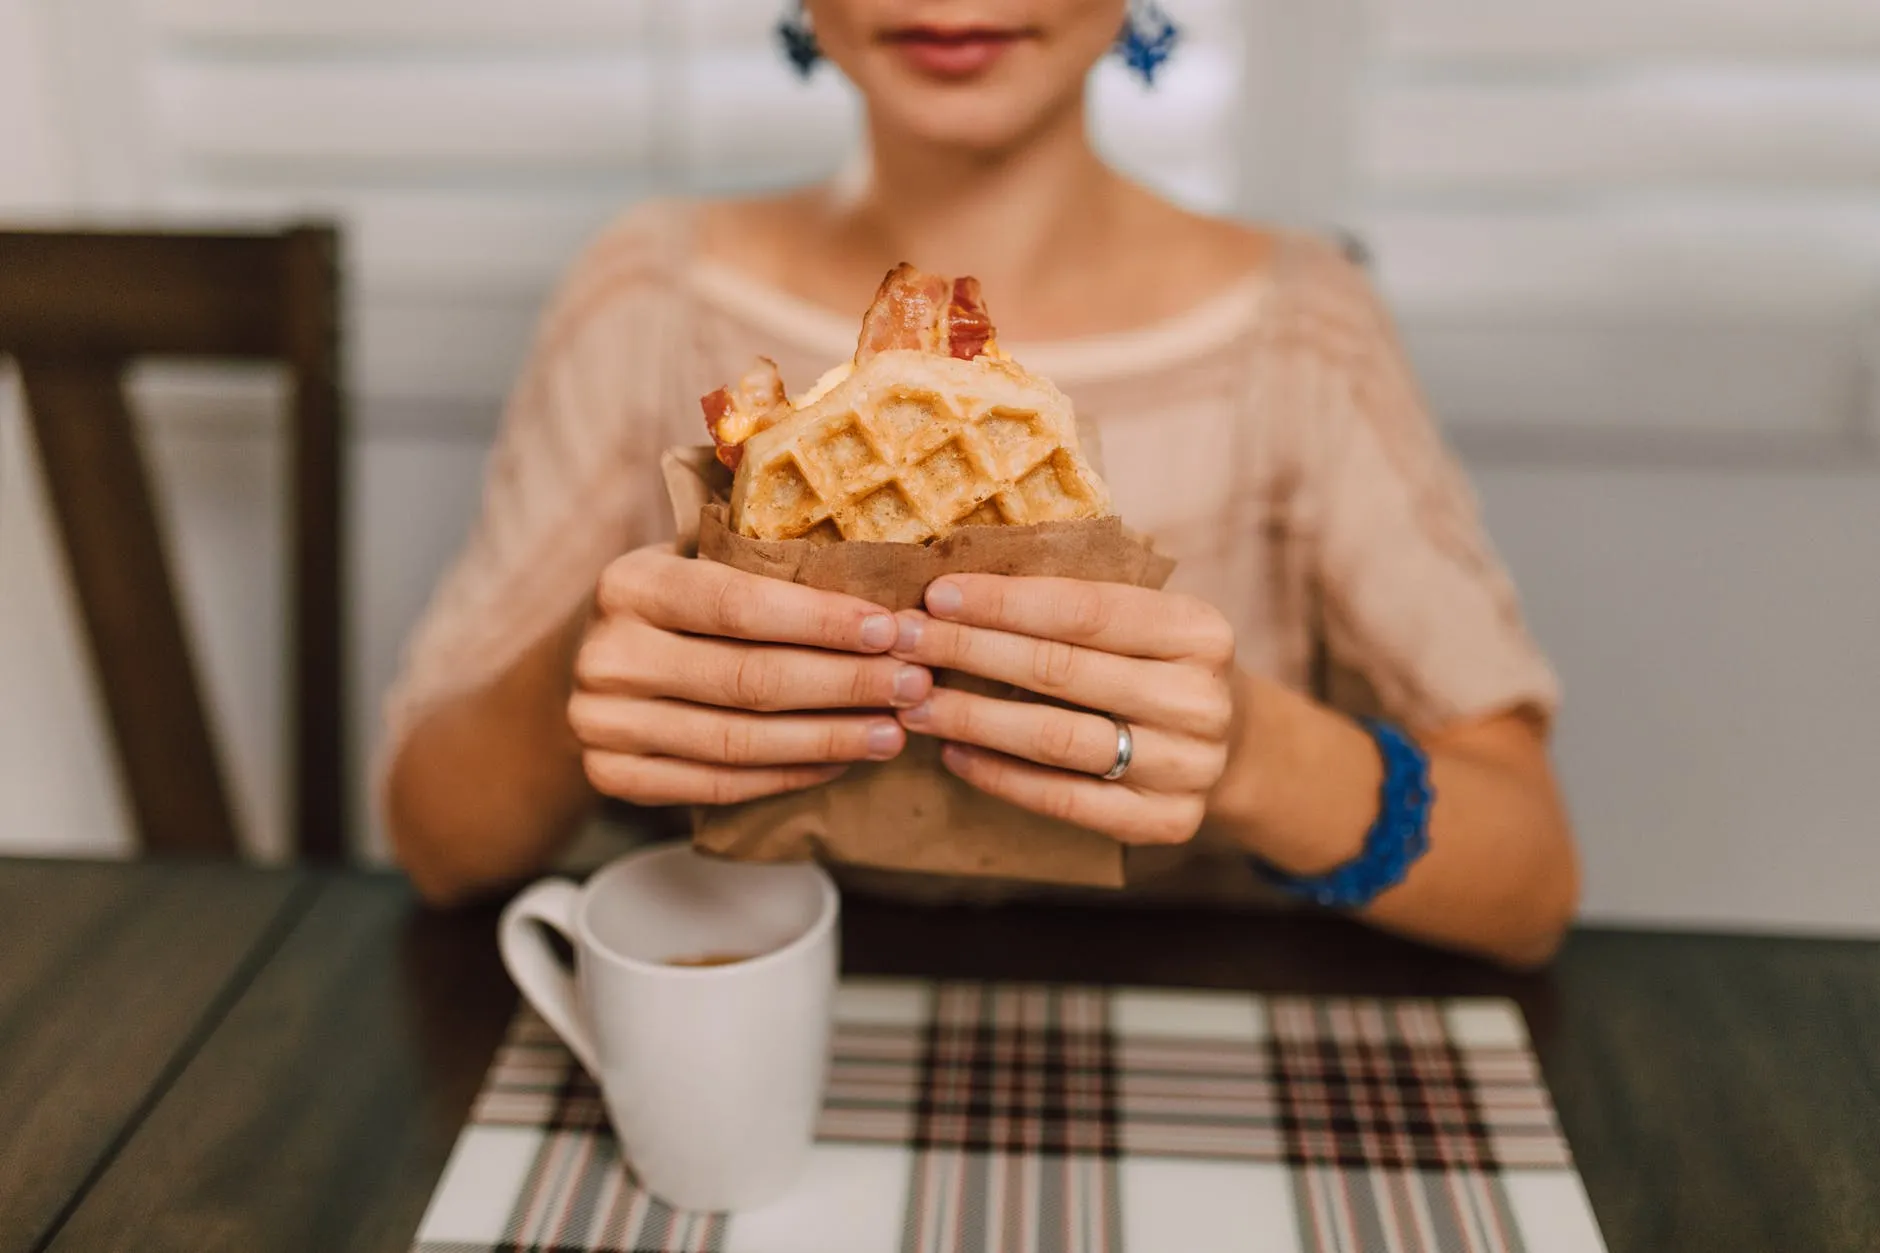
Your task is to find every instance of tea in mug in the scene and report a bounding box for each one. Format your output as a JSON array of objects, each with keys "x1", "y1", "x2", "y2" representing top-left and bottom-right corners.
[{"x1": 665, "y1": 952, "x2": 756, "y2": 968}]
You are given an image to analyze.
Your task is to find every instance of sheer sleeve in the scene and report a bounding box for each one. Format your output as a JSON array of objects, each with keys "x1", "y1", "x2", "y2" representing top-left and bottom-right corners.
[
  {"x1": 377, "y1": 202, "x2": 688, "y2": 765},
  {"x1": 1286, "y1": 240, "x2": 1561, "y2": 731}
]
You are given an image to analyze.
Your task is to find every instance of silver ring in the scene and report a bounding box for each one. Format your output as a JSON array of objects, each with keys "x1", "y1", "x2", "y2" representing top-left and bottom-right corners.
[{"x1": 1100, "y1": 717, "x2": 1134, "y2": 781}]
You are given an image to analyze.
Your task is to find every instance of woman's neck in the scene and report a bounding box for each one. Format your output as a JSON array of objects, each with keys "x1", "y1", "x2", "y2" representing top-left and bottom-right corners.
[
  {"x1": 822, "y1": 104, "x2": 1137, "y2": 315},
  {"x1": 698, "y1": 94, "x2": 1268, "y2": 343}
]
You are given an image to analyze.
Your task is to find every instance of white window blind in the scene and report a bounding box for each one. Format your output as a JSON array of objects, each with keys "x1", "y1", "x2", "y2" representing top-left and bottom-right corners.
[
  {"x1": 1355, "y1": 0, "x2": 1880, "y2": 455},
  {"x1": 43, "y1": 0, "x2": 1880, "y2": 450}
]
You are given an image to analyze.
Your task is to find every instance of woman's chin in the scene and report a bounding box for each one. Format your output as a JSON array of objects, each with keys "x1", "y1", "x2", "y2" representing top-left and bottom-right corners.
[{"x1": 865, "y1": 90, "x2": 1068, "y2": 157}]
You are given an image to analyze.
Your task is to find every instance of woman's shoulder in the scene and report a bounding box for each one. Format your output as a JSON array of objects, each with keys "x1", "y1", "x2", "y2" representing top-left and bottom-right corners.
[
  {"x1": 522, "y1": 198, "x2": 705, "y2": 352},
  {"x1": 1108, "y1": 188, "x2": 1275, "y2": 321},
  {"x1": 1117, "y1": 187, "x2": 1387, "y2": 351},
  {"x1": 1263, "y1": 224, "x2": 1398, "y2": 342},
  {"x1": 536, "y1": 193, "x2": 828, "y2": 335},
  {"x1": 564, "y1": 198, "x2": 696, "y2": 282},
  {"x1": 689, "y1": 191, "x2": 821, "y2": 282}
]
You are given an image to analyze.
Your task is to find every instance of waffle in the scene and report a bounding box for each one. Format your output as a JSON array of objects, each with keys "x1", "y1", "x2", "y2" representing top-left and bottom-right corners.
[{"x1": 702, "y1": 264, "x2": 1111, "y2": 543}]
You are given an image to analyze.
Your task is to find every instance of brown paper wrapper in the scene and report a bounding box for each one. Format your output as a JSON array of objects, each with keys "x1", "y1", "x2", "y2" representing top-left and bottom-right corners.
[{"x1": 661, "y1": 447, "x2": 1176, "y2": 888}]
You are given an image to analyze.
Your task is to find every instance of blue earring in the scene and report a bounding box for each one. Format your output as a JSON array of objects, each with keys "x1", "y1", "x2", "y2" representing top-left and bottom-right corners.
[
  {"x1": 777, "y1": 2, "x2": 822, "y2": 79},
  {"x1": 1114, "y1": 0, "x2": 1180, "y2": 86}
]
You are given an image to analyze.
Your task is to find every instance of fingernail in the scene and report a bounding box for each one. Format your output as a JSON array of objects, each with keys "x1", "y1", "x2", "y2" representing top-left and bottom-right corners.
[
  {"x1": 900, "y1": 701, "x2": 932, "y2": 728},
  {"x1": 859, "y1": 614, "x2": 895, "y2": 650},
  {"x1": 866, "y1": 722, "x2": 902, "y2": 759},
  {"x1": 892, "y1": 666, "x2": 930, "y2": 707},
  {"x1": 926, "y1": 580, "x2": 963, "y2": 617},
  {"x1": 895, "y1": 613, "x2": 923, "y2": 651},
  {"x1": 940, "y1": 743, "x2": 971, "y2": 773}
]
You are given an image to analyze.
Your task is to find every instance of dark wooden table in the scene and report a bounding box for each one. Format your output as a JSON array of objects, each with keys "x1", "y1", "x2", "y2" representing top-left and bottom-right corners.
[{"x1": 1, "y1": 857, "x2": 1874, "y2": 1253}]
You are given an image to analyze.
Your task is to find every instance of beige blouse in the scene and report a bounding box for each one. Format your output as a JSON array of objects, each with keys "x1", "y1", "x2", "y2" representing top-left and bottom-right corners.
[{"x1": 381, "y1": 199, "x2": 1558, "y2": 900}]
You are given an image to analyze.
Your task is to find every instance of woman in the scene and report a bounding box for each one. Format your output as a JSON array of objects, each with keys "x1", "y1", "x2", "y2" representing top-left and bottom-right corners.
[{"x1": 381, "y1": 0, "x2": 1578, "y2": 967}]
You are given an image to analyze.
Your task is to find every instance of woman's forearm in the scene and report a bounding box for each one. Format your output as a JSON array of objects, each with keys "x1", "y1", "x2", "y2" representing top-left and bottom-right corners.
[
  {"x1": 1208, "y1": 672, "x2": 1579, "y2": 968},
  {"x1": 385, "y1": 610, "x2": 596, "y2": 905}
]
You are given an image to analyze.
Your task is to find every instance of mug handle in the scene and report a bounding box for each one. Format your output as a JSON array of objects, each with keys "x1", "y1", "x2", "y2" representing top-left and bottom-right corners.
[{"x1": 499, "y1": 879, "x2": 602, "y2": 1076}]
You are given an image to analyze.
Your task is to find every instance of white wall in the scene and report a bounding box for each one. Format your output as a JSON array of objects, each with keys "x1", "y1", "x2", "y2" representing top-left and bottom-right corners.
[
  {"x1": 0, "y1": 0, "x2": 496, "y2": 860},
  {"x1": 1, "y1": 0, "x2": 1876, "y2": 932},
  {"x1": 1481, "y1": 467, "x2": 1880, "y2": 932},
  {"x1": 0, "y1": 0, "x2": 71, "y2": 208},
  {"x1": 1363, "y1": 0, "x2": 1880, "y2": 931},
  {"x1": 0, "y1": 0, "x2": 117, "y2": 852}
]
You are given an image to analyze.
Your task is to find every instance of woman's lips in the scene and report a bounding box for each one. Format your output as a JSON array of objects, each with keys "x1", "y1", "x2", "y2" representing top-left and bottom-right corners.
[{"x1": 880, "y1": 27, "x2": 1032, "y2": 79}]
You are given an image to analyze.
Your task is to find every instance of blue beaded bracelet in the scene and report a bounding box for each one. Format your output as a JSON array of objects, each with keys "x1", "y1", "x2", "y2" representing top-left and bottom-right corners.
[{"x1": 1256, "y1": 718, "x2": 1434, "y2": 909}]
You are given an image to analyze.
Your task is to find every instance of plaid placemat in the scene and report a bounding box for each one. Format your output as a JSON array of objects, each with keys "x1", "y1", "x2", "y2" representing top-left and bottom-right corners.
[{"x1": 413, "y1": 981, "x2": 1606, "y2": 1253}]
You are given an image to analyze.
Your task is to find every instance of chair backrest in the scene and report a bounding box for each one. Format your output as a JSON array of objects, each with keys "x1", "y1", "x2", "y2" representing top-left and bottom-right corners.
[{"x1": 0, "y1": 226, "x2": 346, "y2": 860}]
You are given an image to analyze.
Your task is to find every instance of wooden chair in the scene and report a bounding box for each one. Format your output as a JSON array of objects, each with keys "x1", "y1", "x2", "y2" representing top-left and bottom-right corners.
[{"x1": 0, "y1": 226, "x2": 346, "y2": 860}]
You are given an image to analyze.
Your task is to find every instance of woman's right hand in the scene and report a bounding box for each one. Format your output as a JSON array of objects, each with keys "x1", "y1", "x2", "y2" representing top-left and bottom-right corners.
[{"x1": 567, "y1": 545, "x2": 931, "y2": 806}]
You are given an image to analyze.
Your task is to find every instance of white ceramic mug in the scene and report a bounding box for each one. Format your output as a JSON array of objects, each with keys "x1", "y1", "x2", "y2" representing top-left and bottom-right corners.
[{"x1": 499, "y1": 842, "x2": 839, "y2": 1212}]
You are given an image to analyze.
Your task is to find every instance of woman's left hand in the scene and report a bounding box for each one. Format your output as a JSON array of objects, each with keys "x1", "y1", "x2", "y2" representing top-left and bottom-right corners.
[{"x1": 891, "y1": 574, "x2": 1238, "y2": 846}]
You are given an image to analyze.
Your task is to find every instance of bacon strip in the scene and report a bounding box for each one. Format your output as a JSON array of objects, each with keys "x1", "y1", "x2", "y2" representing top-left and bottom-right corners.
[
  {"x1": 943, "y1": 277, "x2": 995, "y2": 361},
  {"x1": 701, "y1": 357, "x2": 787, "y2": 470},
  {"x1": 854, "y1": 263, "x2": 952, "y2": 361},
  {"x1": 700, "y1": 389, "x2": 741, "y2": 469}
]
